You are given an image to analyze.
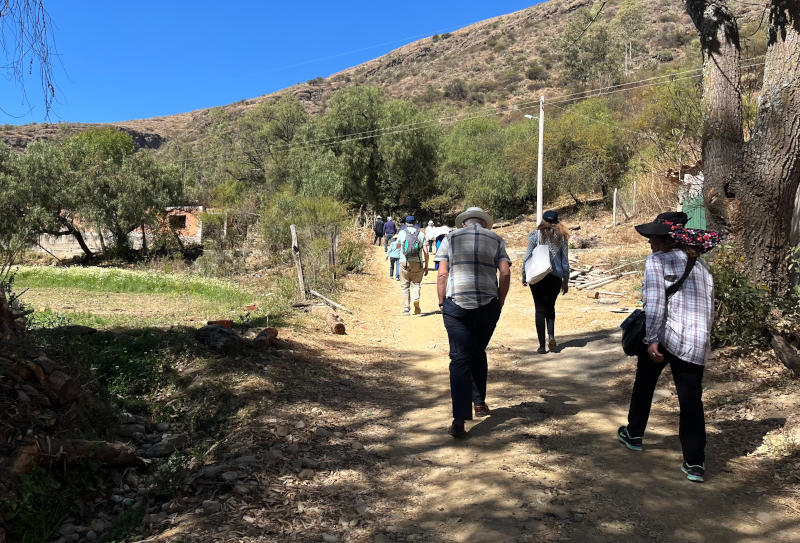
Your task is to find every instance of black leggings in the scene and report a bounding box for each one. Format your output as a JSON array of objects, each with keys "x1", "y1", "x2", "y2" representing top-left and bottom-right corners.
[{"x1": 530, "y1": 273, "x2": 562, "y2": 348}]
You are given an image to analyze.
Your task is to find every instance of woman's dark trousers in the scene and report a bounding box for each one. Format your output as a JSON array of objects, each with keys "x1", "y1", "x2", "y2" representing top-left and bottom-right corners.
[
  {"x1": 373, "y1": 233, "x2": 382, "y2": 245},
  {"x1": 530, "y1": 273, "x2": 562, "y2": 349},
  {"x1": 442, "y1": 298, "x2": 501, "y2": 422},
  {"x1": 627, "y1": 348, "x2": 706, "y2": 465}
]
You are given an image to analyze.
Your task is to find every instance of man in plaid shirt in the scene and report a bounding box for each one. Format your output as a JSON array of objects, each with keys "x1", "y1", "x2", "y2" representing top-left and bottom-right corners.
[
  {"x1": 617, "y1": 211, "x2": 716, "y2": 483},
  {"x1": 435, "y1": 207, "x2": 511, "y2": 438}
]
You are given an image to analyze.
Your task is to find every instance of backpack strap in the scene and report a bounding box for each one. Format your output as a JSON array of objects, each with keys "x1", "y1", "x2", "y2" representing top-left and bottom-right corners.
[{"x1": 665, "y1": 257, "x2": 696, "y2": 299}]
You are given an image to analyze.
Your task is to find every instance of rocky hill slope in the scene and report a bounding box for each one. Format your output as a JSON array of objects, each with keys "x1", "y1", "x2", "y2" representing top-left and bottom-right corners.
[{"x1": 0, "y1": 0, "x2": 764, "y2": 151}]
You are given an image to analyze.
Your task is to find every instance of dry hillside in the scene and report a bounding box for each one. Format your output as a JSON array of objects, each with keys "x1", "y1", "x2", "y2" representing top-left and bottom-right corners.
[{"x1": 0, "y1": 0, "x2": 766, "y2": 151}]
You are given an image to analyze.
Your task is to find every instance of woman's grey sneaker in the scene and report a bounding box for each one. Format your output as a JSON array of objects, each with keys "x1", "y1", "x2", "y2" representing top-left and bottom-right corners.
[
  {"x1": 681, "y1": 462, "x2": 705, "y2": 483},
  {"x1": 617, "y1": 426, "x2": 643, "y2": 451}
]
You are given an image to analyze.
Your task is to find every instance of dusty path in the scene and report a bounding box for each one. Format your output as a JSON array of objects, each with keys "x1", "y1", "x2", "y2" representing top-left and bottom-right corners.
[{"x1": 324, "y1": 242, "x2": 800, "y2": 542}]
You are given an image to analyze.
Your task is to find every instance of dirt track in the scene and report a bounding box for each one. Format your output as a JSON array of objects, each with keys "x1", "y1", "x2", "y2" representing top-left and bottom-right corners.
[{"x1": 319, "y1": 241, "x2": 800, "y2": 542}]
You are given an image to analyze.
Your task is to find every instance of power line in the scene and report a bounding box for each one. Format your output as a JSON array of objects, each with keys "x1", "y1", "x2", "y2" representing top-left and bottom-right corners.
[{"x1": 174, "y1": 59, "x2": 766, "y2": 167}]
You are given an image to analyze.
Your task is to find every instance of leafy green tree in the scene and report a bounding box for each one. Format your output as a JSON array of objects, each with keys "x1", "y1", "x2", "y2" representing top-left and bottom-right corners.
[
  {"x1": 0, "y1": 144, "x2": 44, "y2": 273},
  {"x1": 377, "y1": 100, "x2": 440, "y2": 210},
  {"x1": 636, "y1": 76, "x2": 703, "y2": 168},
  {"x1": 437, "y1": 117, "x2": 520, "y2": 217},
  {"x1": 547, "y1": 99, "x2": 633, "y2": 201},
  {"x1": 612, "y1": 0, "x2": 646, "y2": 73},
  {"x1": 559, "y1": 7, "x2": 623, "y2": 87},
  {"x1": 12, "y1": 142, "x2": 80, "y2": 254},
  {"x1": 67, "y1": 129, "x2": 183, "y2": 256},
  {"x1": 316, "y1": 86, "x2": 385, "y2": 206},
  {"x1": 236, "y1": 95, "x2": 309, "y2": 191}
]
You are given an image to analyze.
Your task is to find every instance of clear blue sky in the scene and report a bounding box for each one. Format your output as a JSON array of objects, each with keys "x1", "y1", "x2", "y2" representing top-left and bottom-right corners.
[{"x1": 0, "y1": 1, "x2": 544, "y2": 125}]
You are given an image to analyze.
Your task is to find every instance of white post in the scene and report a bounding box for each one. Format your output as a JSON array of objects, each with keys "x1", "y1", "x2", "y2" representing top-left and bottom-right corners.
[
  {"x1": 632, "y1": 181, "x2": 637, "y2": 215},
  {"x1": 536, "y1": 95, "x2": 545, "y2": 225},
  {"x1": 613, "y1": 188, "x2": 618, "y2": 227}
]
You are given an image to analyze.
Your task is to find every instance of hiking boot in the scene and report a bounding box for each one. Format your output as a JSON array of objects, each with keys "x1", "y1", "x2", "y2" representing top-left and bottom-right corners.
[
  {"x1": 448, "y1": 420, "x2": 466, "y2": 438},
  {"x1": 681, "y1": 462, "x2": 705, "y2": 483},
  {"x1": 413, "y1": 302, "x2": 421, "y2": 315},
  {"x1": 474, "y1": 403, "x2": 490, "y2": 417},
  {"x1": 617, "y1": 426, "x2": 642, "y2": 451},
  {"x1": 548, "y1": 338, "x2": 557, "y2": 352}
]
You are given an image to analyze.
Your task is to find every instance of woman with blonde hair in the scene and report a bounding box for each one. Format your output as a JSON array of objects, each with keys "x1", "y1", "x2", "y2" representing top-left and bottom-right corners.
[{"x1": 522, "y1": 210, "x2": 570, "y2": 353}]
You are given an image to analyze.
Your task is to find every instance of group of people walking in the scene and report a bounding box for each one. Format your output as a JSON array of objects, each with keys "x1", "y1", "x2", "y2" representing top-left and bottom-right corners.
[{"x1": 375, "y1": 206, "x2": 718, "y2": 484}]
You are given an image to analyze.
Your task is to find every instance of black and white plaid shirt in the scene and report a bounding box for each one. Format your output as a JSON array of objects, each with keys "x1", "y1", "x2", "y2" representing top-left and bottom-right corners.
[
  {"x1": 643, "y1": 249, "x2": 715, "y2": 365},
  {"x1": 434, "y1": 224, "x2": 511, "y2": 309}
]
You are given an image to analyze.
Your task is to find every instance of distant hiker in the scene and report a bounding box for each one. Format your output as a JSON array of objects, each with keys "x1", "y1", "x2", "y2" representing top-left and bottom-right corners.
[
  {"x1": 382, "y1": 216, "x2": 397, "y2": 253},
  {"x1": 617, "y1": 212, "x2": 719, "y2": 483},
  {"x1": 436, "y1": 207, "x2": 511, "y2": 438},
  {"x1": 425, "y1": 220, "x2": 437, "y2": 252},
  {"x1": 385, "y1": 234, "x2": 402, "y2": 281},
  {"x1": 522, "y1": 210, "x2": 569, "y2": 354},
  {"x1": 397, "y1": 216, "x2": 429, "y2": 315},
  {"x1": 373, "y1": 216, "x2": 385, "y2": 246}
]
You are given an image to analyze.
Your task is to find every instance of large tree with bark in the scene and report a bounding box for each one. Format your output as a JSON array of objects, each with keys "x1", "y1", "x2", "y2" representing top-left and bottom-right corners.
[{"x1": 686, "y1": 1, "x2": 799, "y2": 293}]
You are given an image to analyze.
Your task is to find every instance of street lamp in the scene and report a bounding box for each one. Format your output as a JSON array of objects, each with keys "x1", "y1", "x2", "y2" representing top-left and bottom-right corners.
[{"x1": 525, "y1": 96, "x2": 545, "y2": 225}]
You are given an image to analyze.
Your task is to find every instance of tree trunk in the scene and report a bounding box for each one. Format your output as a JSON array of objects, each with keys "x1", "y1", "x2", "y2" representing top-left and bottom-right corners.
[
  {"x1": 685, "y1": 1, "x2": 743, "y2": 235},
  {"x1": 686, "y1": 1, "x2": 800, "y2": 292},
  {"x1": 737, "y1": 7, "x2": 800, "y2": 292}
]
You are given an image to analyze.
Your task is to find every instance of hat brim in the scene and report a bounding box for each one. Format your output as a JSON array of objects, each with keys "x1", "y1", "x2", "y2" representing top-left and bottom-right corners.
[
  {"x1": 634, "y1": 222, "x2": 671, "y2": 238},
  {"x1": 456, "y1": 209, "x2": 494, "y2": 228}
]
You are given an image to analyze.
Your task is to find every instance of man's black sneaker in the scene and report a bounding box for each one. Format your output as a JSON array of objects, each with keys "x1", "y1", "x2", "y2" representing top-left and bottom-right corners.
[
  {"x1": 537, "y1": 346, "x2": 547, "y2": 354},
  {"x1": 617, "y1": 426, "x2": 643, "y2": 451},
  {"x1": 448, "y1": 420, "x2": 466, "y2": 438},
  {"x1": 681, "y1": 462, "x2": 705, "y2": 483}
]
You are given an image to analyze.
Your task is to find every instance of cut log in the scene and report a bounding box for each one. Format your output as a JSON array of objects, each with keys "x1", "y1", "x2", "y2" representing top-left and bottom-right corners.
[
  {"x1": 326, "y1": 313, "x2": 346, "y2": 335},
  {"x1": 768, "y1": 329, "x2": 800, "y2": 377},
  {"x1": 594, "y1": 290, "x2": 624, "y2": 297},
  {"x1": 310, "y1": 290, "x2": 353, "y2": 314},
  {"x1": 603, "y1": 259, "x2": 646, "y2": 275},
  {"x1": 586, "y1": 291, "x2": 599, "y2": 299},
  {"x1": 577, "y1": 271, "x2": 638, "y2": 290},
  {"x1": 12, "y1": 436, "x2": 146, "y2": 476}
]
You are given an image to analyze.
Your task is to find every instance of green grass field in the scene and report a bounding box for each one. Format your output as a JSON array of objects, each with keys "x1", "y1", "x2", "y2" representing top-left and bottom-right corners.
[{"x1": 13, "y1": 266, "x2": 294, "y2": 329}]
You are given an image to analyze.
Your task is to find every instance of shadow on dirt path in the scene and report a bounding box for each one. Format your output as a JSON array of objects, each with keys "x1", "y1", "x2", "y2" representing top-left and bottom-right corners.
[{"x1": 324, "y1": 244, "x2": 800, "y2": 542}]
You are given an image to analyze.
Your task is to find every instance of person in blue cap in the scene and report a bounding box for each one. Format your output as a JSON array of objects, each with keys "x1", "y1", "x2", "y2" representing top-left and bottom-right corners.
[{"x1": 396, "y1": 215, "x2": 429, "y2": 314}]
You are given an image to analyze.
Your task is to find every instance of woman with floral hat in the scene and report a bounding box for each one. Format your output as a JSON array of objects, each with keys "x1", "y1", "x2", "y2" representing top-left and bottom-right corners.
[{"x1": 617, "y1": 211, "x2": 720, "y2": 483}]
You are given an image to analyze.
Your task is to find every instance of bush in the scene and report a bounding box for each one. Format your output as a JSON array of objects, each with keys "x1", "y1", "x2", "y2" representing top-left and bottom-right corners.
[
  {"x1": 525, "y1": 61, "x2": 550, "y2": 81},
  {"x1": 657, "y1": 50, "x2": 674, "y2": 62},
  {"x1": 710, "y1": 246, "x2": 770, "y2": 347},
  {"x1": 443, "y1": 79, "x2": 468, "y2": 101}
]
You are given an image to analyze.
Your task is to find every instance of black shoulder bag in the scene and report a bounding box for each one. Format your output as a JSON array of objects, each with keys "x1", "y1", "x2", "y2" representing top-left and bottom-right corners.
[{"x1": 620, "y1": 257, "x2": 696, "y2": 356}]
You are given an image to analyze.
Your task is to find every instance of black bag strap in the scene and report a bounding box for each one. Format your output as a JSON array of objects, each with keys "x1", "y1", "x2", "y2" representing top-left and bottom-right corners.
[{"x1": 665, "y1": 257, "x2": 696, "y2": 299}]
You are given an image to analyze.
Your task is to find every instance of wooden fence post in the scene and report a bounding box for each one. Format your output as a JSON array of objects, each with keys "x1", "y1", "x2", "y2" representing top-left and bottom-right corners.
[
  {"x1": 632, "y1": 181, "x2": 637, "y2": 215},
  {"x1": 290, "y1": 224, "x2": 306, "y2": 300},
  {"x1": 329, "y1": 226, "x2": 340, "y2": 279},
  {"x1": 613, "y1": 188, "x2": 618, "y2": 227}
]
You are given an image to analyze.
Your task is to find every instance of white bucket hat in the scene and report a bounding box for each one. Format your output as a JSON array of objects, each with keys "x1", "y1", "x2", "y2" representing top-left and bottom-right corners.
[{"x1": 455, "y1": 206, "x2": 494, "y2": 228}]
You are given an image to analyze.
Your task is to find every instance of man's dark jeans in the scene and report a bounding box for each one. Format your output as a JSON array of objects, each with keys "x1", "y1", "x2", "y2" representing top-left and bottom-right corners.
[
  {"x1": 373, "y1": 233, "x2": 383, "y2": 245},
  {"x1": 443, "y1": 298, "x2": 502, "y2": 422},
  {"x1": 627, "y1": 347, "x2": 706, "y2": 465}
]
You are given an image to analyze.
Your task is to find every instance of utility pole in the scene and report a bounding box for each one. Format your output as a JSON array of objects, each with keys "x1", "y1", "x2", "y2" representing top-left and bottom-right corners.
[{"x1": 525, "y1": 95, "x2": 545, "y2": 225}]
